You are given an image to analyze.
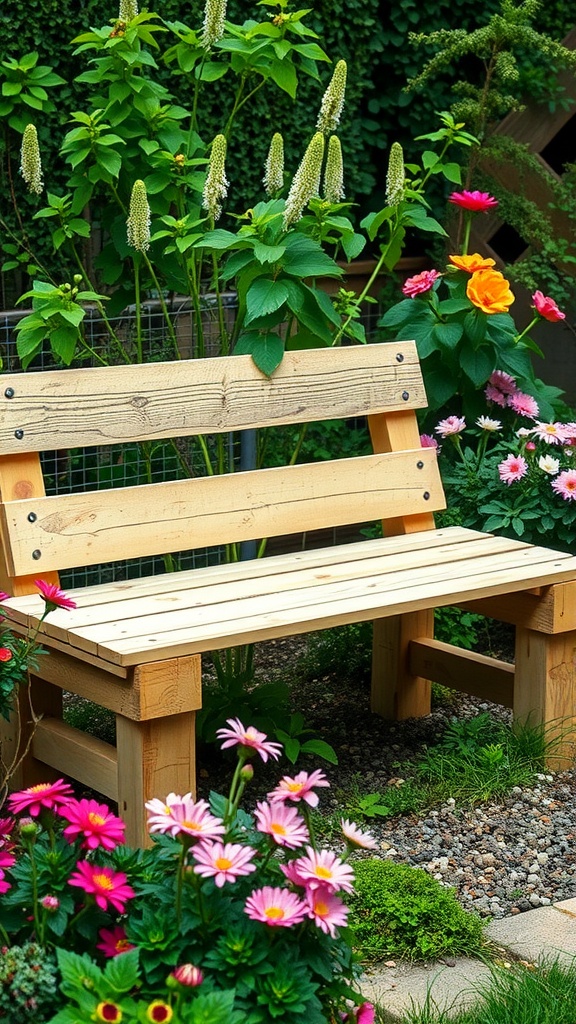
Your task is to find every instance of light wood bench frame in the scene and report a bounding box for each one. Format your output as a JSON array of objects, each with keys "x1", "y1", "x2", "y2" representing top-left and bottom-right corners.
[{"x1": 1, "y1": 341, "x2": 576, "y2": 845}]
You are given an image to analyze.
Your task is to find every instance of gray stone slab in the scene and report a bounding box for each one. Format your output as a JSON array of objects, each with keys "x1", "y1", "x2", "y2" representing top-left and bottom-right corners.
[
  {"x1": 359, "y1": 958, "x2": 494, "y2": 1021},
  {"x1": 486, "y1": 906, "x2": 576, "y2": 967}
]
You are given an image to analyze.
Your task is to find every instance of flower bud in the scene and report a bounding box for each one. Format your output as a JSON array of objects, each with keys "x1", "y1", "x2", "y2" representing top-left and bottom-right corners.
[
  {"x1": 323, "y1": 135, "x2": 345, "y2": 203},
  {"x1": 202, "y1": 134, "x2": 228, "y2": 221},
  {"x1": 119, "y1": 0, "x2": 138, "y2": 19},
  {"x1": 20, "y1": 124, "x2": 43, "y2": 195},
  {"x1": 240, "y1": 763, "x2": 254, "y2": 782},
  {"x1": 19, "y1": 818, "x2": 39, "y2": 838},
  {"x1": 127, "y1": 180, "x2": 151, "y2": 253},
  {"x1": 316, "y1": 60, "x2": 347, "y2": 134},
  {"x1": 263, "y1": 132, "x2": 284, "y2": 196},
  {"x1": 170, "y1": 963, "x2": 204, "y2": 987},
  {"x1": 283, "y1": 132, "x2": 325, "y2": 230},
  {"x1": 41, "y1": 895, "x2": 60, "y2": 912},
  {"x1": 386, "y1": 142, "x2": 405, "y2": 207}
]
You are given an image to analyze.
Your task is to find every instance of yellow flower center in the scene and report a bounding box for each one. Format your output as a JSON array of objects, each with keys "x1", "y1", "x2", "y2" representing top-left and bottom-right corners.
[
  {"x1": 265, "y1": 906, "x2": 285, "y2": 920},
  {"x1": 271, "y1": 823, "x2": 287, "y2": 835},
  {"x1": 88, "y1": 812, "x2": 106, "y2": 827},
  {"x1": 286, "y1": 782, "x2": 303, "y2": 793},
  {"x1": 181, "y1": 820, "x2": 201, "y2": 830},
  {"x1": 315, "y1": 866, "x2": 333, "y2": 880},
  {"x1": 93, "y1": 874, "x2": 114, "y2": 891},
  {"x1": 30, "y1": 783, "x2": 51, "y2": 793},
  {"x1": 215, "y1": 857, "x2": 233, "y2": 870},
  {"x1": 314, "y1": 900, "x2": 329, "y2": 916}
]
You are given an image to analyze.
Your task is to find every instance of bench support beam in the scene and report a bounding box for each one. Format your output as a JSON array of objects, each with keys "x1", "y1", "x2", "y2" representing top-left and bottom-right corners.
[{"x1": 371, "y1": 611, "x2": 433, "y2": 720}]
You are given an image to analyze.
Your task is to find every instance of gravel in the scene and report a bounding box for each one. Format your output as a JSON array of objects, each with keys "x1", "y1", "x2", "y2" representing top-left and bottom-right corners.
[{"x1": 197, "y1": 635, "x2": 576, "y2": 921}]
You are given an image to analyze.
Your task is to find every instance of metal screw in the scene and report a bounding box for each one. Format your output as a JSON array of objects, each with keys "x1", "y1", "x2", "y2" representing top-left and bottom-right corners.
[
  {"x1": 395, "y1": 353, "x2": 404, "y2": 363},
  {"x1": 417, "y1": 460, "x2": 424, "y2": 469},
  {"x1": 4, "y1": 387, "x2": 14, "y2": 399},
  {"x1": 402, "y1": 391, "x2": 409, "y2": 401},
  {"x1": 32, "y1": 549, "x2": 42, "y2": 560},
  {"x1": 14, "y1": 429, "x2": 24, "y2": 440},
  {"x1": 423, "y1": 491, "x2": 430, "y2": 500},
  {"x1": 27, "y1": 512, "x2": 37, "y2": 523}
]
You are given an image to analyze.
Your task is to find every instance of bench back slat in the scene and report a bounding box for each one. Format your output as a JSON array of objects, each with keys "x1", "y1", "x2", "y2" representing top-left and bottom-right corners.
[
  {"x1": 1, "y1": 448, "x2": 444, "y2": 575},
  {"x1": 0, "y1": 342, "x2": 426, "y2": 454}
]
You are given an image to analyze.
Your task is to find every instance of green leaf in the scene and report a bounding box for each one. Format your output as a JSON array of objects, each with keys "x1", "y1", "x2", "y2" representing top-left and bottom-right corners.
[
  {"x1": 236, "y1": 331, "x2": 285, "y2": 377},
  {"x1": 198, "y1": 61, "x2": 228, "y2": 81},
  {"x1": 301, "y1": 738, "x2": 338, "y2": 763},
  {"x1": 463, "y1": 310, "x2": 487, "y2": 347},
  {"x1": 103, "y1": 948, "x2": 140, "y2": 993},
  {"x1": 341, "y1": 231, "x2": 366, "y2": 261},
  {"x1": 245, "y1": 278, "x2": 289, "y2": 323},
  {"x1": 95, "y1": 146, "x2": 122, "y2": 177},
  {"x1": 2, "y1": 81, "x2": 22, "y2": 96},
  {"x1": 282, "y1": 233, "x2": 342, "y2": 278},
  {"x1": 267, "y1": 58, "x2": 298, "y2": 98},
  {"x1": 50, "y1": 325, "x2": 78, "y2": 364},
  {"x1": 59, "y1": 306, "x2": 85, "y2": 326},
  {"x1": 253, "y1": 240, "x2": 286, "y2": 264},
  {"x1": 441, "y1": 161, "x2": 462, "y2": 184},
  {"x1": 378, "y1": 298, "x2": 415, "y2": 329},
  {"x1": 460, "y1": 345, "x2": 494, "y2": 387},
  {"x1": 197, "y1": 229, "x2": 240, "y2": 251},
  {"x1": 431, "y1": 321, "x2": 463, "y2": 349}
]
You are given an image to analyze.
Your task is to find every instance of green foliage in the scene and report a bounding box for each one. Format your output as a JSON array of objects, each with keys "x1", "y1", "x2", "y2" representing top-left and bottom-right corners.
[
  {"x1": 434, "y1": 606, "x2": 484, "y2": 650},
  {"x1": 0, "y1": 943, "x2": 59, "y2": 1023},
  {"x1": 296, "y1": 623, "x2": 373, "y2": 686},
  {"x1": 348, "y1": 859, "x2": 485, "y2": 962}
]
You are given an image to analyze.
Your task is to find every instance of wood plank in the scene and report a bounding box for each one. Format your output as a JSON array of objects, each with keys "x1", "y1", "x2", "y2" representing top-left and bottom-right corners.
[
  {"x1": 460, "y1": 582, "x2": 576, "y2": 634},
  {"x1": 372, "y1": 611, "x2": 433, "y2": 719},
  {"x1": 368, "y1": 410, "x2": 438, "y2": 535},
  {"x1": 0, "y1": 453, "x2": 60, "y2": 595},
  {"x1": 409, "y1": 638, "x2": 514, "y2": 707},
  {"x1": 32, "y1": 718, "x2": 118, "y2": 801},
  {"x1": 514, "y1": 626, "x2": 576, "y2": 769},
  {"x1": 2, "y1": 449, "x2": 444, "y2": 574},
  {"x1": 0, "y1": 342, "x2": 427, "y2": 454}
]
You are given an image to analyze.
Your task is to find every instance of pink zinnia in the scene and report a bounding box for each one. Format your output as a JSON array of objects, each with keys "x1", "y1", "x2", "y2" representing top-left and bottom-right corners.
[
  {"x1": 8, "y1": 779, "x2": 74, "y2": 817},
  {"x1": 0, "y1": 849, "x2": 15, "y2": 894},
  {"x1": 244, "y1": 885, "x2": 308, "y2": 927},
  {"x1": 488, "y1": 370, "x2": 517, "y2": 395},
  {"x1": 69, "y1": 861, "x2": 135, "y2": 914},
  {"x1": 507, "y1": 391, "x2": 539, "y2": 419},
  {"x1": 290, "y1": 846, "x2": 355, "y2": 893},
  {"x1": 530, "y1": 422, "x2": 568, "y2": 445},
  {"x1": 215, "y1": 717, "x2": 282, "y2": 762},
  {"x1": 34, "y1": 579, "x2": 77, "y2": 610},
  {"x1": 552, "y1": 470, "x2": 576, "y2": 501},
  {"x1": 59, "y1": 798, "x2": 125, "y2": 851},
  {"x1": 267, "y1": 768, "x2": 330, "y2": 808},
  {"x1": 498, "y1": 453, "x2": 529, "y2": 485},
  {"x1": 146, "y1": 794, "x2": 225, "y2": 841},
  {"x1": 485, "y1": 384, "x2": 507, "y2": 408},
  {"x1": 97, "y1": 925, "x2": 136, "y2": 958},
  {"x1": 355, "y1": 1004, "x2": 376, "y2": 1024},
  {"x1": 401, "y1": 269, "x2": 441, "y2": 297},
  {"x1": 305, "y1": 886, "x2": 349, "y2": 937},
  {"x1": 448, "y1": 190, "x2": 498, "y2": 212},
  {"x1": 192, "y1": 839, "x2": 257, "y2": 887},
  {"x1": 0, "y1": 648, "x2": 12, "y2": 661},
  {"x1": 435, "y1": 415, "x2": 466, "y2": 438},
  {"x1": 341, "y1": 818, "x2": 378, "y2": 851},
  {"x1": 419, "y1": 434, "x2": 439, "y2": 449},
  {"x1": 254, "y1": 800, "x2": 309, "y2": 849},
  {"x1": 532, "y1": 290, "x2": 565, "y2": 322}
]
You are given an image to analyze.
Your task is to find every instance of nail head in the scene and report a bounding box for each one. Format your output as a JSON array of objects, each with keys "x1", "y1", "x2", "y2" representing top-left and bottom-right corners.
[
  {"x1": 14, "y1": 429, "x2": 24, "y2": 440},
  {"x1": 27, "y1": 512, "x2": 37, "y2": 523},
  {"x1": 32, "y1": 549, "x2": 42, "y2": 560},
  {"x1": 4, "y1": 387, "x2": 14, "y2": 399}
]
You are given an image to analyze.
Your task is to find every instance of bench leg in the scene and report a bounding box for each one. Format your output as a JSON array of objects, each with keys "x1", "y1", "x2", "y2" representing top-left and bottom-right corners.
[
  {"x1": 116, "y1": 710, "x2": 197, "y2": 848},
  {"x1": 0, "y1": 676, "x2": 63, "y2": 792},
  {"x1": 514, "y1": 625, "x2": 576, "y2": 769},
  {"x1": 371, "y1": 610, "x2": 434, "y2": 719}
]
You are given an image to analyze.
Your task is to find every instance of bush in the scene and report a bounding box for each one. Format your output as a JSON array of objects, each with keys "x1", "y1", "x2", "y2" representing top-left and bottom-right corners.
[{"x1": 348, "y1": 859, "x2": 485, "y2": 962}]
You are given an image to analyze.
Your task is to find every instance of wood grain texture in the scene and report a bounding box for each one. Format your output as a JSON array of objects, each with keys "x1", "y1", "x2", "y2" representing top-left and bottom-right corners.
[
  {"x1": 32, "y1": 718, "x2": 118, "y2": 801},
  {"x1": 514, "y1": 626, "x2": 576, "y2": 768},
  {"x1": 0, "y1": 342, "x2": 426, "y2": 454},
  {"x1": 2, "y1": 449, "x2": 444, "y2": 574},
  {"x1": 409, "y1": 638, "x2": 514, "y2": 707}
]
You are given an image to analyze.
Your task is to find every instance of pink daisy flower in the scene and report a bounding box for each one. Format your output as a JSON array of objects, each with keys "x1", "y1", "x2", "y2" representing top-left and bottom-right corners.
[
  {"x1": 34, "y1": 579, "x2": 77, "y2": 610},
  {"x1": 0, "y1": 849, "x2": 16, "y2": 894},
  {"x1": 341, "y1": 818, "x2": 378, "y2": 851},
  {"x1": 507, "y1": 391, "x2": 539, "y2": 419},
  {"x1": 530, "y1": 422, "x2": 568, "y2": 445},
  {"x1": 498, "y1": 454, "x2": 529, "y2": 485},
  {"x1": 279, "y1": 858, "x2": 308, "y2": 888},
  {"x1": 59, "y1": 798, "x2": 125, "y2": 851},
  {"x1": 448, "y1": 190, "x2": 498, "y2": 212},
  {"x1": 244, "y1": 885, "x2": 308, "y2": 927},
  {"x1": 146, "y1": 794, "x2": 225, "y2": 841},
  {"x1": 290, "y1": 846, "x2": 355, "y2": 893},
  {"x1": 97, "y1": 925, "x2": 135, "y2": 958},
  {"x1": 215, "y1": 718, "x2": 282, "y2": 762},
  {"x1": 419, "y1": 434, "x2": 439, "y2": 449},
  {"x1": 8, "y1": 779, "x2": 74, "y2": 817},
  {"x1": 305, "y1": 886, "x2": 349, "y2": 938},
  {"x1": 69, "y1": 861, "x2": 135, "y2": 914},
  {"x1": 434, "y1": 416, "x2": 466, "y2": 438},
  {"x1": 485, "y1": 384, "x2": 508, "y2": 408},
  {"x1": 192, "y1": 839, "x2": 257, "y2": 887},
  {"x1": 254, "y1": 800, "x2": 309, "y2": 849},
  {"x1": 532, "y1": 290, "x2": 565, "y2": 322},
  {"x1": 355, "y1": 1004, "x2": 376, "y2": 1024},
  {"x1": 552, "y1": 470, "x2": 576, "y2": 501},
  {"x1": 401, "y1": 269, "x2": 441, "y2": 297},
  {"x1": 267, "y1": 768, "x2": 330, "y2": 808}
]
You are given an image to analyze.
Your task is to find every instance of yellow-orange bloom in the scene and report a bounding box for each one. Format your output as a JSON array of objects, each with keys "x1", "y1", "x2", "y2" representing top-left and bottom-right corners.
[
  {"x1": 449, "y1": 253, "x2": 496, "y2": 273},
  {"x1": 466, "y1": 269, "x2": 515, "y2": 314}
]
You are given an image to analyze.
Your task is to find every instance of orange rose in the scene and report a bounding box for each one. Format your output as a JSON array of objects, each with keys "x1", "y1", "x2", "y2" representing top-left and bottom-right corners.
[
  {"x1": 466, "y1": 269, "x2": 515, "y2": 314},
  {"x1": 449, "y1": 253, "x2": 496, "y2": 273}
]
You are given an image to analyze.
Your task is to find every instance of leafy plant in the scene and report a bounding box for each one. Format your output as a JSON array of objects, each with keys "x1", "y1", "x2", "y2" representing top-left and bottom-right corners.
[
  {"x1": 0, "y1": 942, "x2": 60, "y2": 1023},
  {"x1": 348, "y1": 859, "x2": 485, "y2": 962}
]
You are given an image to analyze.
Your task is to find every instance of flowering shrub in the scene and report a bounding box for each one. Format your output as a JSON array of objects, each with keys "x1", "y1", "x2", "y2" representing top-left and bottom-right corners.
[
  {"x1": 428, "y1": 371, "x2": 576, "y2": 552},
  {"x1": 0, "y1": 720, "x2": 375, "y2": 1024},
  {"x1": 380, "y1": 187, "x2": 566, "y2": 423}
]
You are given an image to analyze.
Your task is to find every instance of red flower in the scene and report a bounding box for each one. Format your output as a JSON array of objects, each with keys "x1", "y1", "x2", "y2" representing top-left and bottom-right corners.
[
  {"x1": 448, "y1": 190, "x2": 498, "y2": 212},
  {"x1": 402, "y1": 269, "x2": 441, "y2": 297},
  {"x1": 0, "y1": 648, "x2": 12, "y2": 662},
  {"x1": 146, "y1": 1002, "x2": 173, "y2": 1023},
  {"x1": 34, "y1": 579, "x2": 77, "y2": 611},
  {"x1": 532, "y1": 290, "x2": 566, "y2": 322},
  {"x1": 95, "y1": 1003, "x2": 123, "y2": 1023}
]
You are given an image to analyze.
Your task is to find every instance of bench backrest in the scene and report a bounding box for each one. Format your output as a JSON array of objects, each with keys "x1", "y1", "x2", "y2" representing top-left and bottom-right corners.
[{"x1": 0, "y1": 341, "x2": 444, "y2": 595}]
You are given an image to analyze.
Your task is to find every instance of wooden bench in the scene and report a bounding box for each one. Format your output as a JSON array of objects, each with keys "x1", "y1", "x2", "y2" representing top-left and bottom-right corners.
[{"x1": 2, "y1": 341, "x2": 576, "y2": 845}]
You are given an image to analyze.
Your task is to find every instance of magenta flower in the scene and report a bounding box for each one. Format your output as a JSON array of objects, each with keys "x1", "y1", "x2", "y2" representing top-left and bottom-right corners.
[
  {"x1": 146, "y1": 794, "x2": 225, "y2": 841},
  {"x1": 255, "y1": 800, "x2": 309, "y2": 849},
  {"x1": 34, "y1": 579, "x2": 77, "y2": 610},
  {"x1": 532, "y1": 290, "x2": 566, "y2": 322},
  {"x1": 40, "y1": 895, "x2": 60, "y2": 912},
  {"x1": 245, "y1": 885, "x2": 308, "y2": 927},
  {"x1": 498, "y1": 454, "x2": 529, "y2": 485},
  {"x1": 305, "y1": 886, "x2": 349, "y2": 937},
  {"x1": 507, "y1": 391, "x2": 539, "y2": 419},
  {"x1": 0, "y1": 591, "x2": 10, "y2": 603},
  {"x1": 341, "y1": 818, "x2": 378, "y2": 851},
  {"x1": 268, "y1": 768, "x2": 330, "y2": 808},
  {"x1": 192, "y1": 839, "x2": 257, "y2": 887},
  {"x1": 355, "y1": 1004, "x2": 376, "y2": 1024},
  {"x1": 215, "y1": 718, "x2": 282, "y2": 762},
  {"x1": 68, "y1": 861, "x2": 135, "y2": 914},
  {"x1": 8, "y1": 779, "x2": 74, "y2": 817},
  {"x1": 0, "y1": 849, "x2": 16, "y2": 894},
  {"x1": 59, "y1": 798, "x2": 125, "y2": 851},
  {"x1": 485, "y1": 385, "x2": 508, "y2": 408},
  {"x1": 488, "y1": 370, "x2": 517, "y2": 395},
  {"x1": 97, "y1": 925, "x2": 136, "y2": 958},
  {"x1": 419, "y1": 434, "x2": 439, "y2": 449},
  {"x1": 448, "y1": 190, "x2": 498, "y2": 212},
  {"x1": 434, "y1": 416, "x2": 466, "y2": 439},
  {"x1": 401, "y1": 269, "x2": 441, "y2": 297},
  {"x1": 0, "y1": 648, "x2": 12, "y2": 662},
  {"x1": 552, "y1": 470, "x2": 576, "y2": 501},
  {"x1": 290, "y1": 846, "x2": 355, "y2": 893}
]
